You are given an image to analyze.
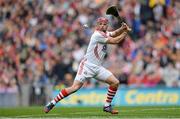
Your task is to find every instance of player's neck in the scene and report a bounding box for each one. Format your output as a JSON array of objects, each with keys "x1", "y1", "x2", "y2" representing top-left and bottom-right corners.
[
  {"x1": 102, "y1": 30, "x2": 106, "y2": 33},
  {"x1": 96, "y1": 29, "x2": 106, "y2": 33}
]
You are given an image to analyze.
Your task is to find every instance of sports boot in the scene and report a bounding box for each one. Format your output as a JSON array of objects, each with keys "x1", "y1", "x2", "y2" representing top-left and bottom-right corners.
[{"x1": 103, "y1": 105, "x2": 118, "y2": 114}]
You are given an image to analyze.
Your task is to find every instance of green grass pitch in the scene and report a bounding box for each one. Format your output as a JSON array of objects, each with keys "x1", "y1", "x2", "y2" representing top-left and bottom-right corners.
[{"x1": 0, "y1": 106, "x2": 180, "y2": 119}]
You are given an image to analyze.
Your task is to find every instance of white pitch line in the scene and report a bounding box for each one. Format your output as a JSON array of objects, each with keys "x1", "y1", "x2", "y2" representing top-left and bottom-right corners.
[
  {"x1": 12, "y1": 113, "x2": 59, "y2": 118},
  {"x1": 120, "y1": 107, "x2": 180, "y2": 112},
  {"x1": 1, "y1": 107, "x2": 180, "y2": 119},
  {"x1": 2, "y1": 117, "x2": 78, "y2": 119},
  {"x1": 67, "y1": 107, "x2": 180, "y2": 114},
  {"x1": 1, "y1": 117, "x2": 180, "y2": 119}
]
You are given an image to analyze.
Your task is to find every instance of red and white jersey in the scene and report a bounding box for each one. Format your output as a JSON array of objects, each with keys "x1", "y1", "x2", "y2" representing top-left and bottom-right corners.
[{"x1": 84, "y1": 30, "x2": 112, "y2": 66}]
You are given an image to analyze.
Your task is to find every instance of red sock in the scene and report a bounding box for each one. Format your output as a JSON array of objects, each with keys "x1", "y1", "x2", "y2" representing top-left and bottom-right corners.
[
  {"x1": 54, "y1": 89, "x2": 68, "y2": 103},
  {"x1": 105, "y1": 86, "x2": 118, "y2": 105}
]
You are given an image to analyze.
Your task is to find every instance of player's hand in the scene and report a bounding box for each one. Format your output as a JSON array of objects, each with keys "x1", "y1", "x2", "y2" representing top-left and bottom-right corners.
[
  {"x1": 121, "y1": 22, "x2": 132, "y2": 32},
  {"x1": 126, "y1": 25, "x2": 132, "y2": 32},
  {"x1": 121, "y1": 22, "x2": 127, "y2": 30}
]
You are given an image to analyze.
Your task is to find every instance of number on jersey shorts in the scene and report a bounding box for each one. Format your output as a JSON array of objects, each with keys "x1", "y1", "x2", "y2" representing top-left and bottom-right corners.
[{"x1": 75, "y1": 59, "x2": 112, "y2": 82}]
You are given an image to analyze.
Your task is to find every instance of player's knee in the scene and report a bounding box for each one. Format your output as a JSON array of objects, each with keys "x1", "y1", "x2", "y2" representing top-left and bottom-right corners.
[
  {"x1": 106, "y1": 75, "x2": 120, "y2": 87},
  {"x1": 113, "y1": 79, "x2": 120, "y2": 87},
  {"x1": 109, "y1": 78, "x2": 119, "y2": 87}
]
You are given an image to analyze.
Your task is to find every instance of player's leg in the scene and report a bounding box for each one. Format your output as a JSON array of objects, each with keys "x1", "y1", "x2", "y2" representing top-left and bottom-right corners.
[
  {"x1": 95, "y1": 67, "x2": 119, "y2": 114},
  {"x1": 44, "y1": 80, "x2": 83, "y2": 113},
  {"x1": 51, "y1": 80, "x2": 84, "y2": 105},
  {"x1": 104, "y1": 74, "x2": 119, "y2": 107},
  {"x1": 44, "y1": 58, "x2": 90, "y2": 113},
  {"x1": 103, "y1": 74, "x2": 119, "y2": 114}
]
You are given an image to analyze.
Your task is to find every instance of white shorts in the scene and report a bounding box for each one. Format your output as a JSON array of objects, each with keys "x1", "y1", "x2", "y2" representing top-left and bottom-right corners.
[{"x1": 74, "y1": 58, "x2": 112, "y2": 83}]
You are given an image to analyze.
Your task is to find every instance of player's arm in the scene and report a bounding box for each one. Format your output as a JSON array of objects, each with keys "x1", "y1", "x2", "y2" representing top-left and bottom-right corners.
[
  {"x1": 106, "y1": 31, "x2": 128, "y2": 44},
  {"x1": 110, "y1": 22, "x2": 131, "y2": 37}
]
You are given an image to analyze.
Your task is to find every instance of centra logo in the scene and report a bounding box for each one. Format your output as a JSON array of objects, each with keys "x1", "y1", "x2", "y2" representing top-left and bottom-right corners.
[{"x1": 125, "y1": 90, "x2": 179, "y2": 105}]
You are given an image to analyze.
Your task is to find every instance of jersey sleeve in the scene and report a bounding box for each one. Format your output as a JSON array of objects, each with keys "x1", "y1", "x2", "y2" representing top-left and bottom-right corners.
[{"x1": 93, "y1": 32, "x2": 108, "y2": 44}]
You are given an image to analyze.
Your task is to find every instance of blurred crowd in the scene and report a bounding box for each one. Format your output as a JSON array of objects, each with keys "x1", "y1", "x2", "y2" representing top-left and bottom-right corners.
[{"x1": 0, "y1": 0, "x2": 179, "y2": 93}]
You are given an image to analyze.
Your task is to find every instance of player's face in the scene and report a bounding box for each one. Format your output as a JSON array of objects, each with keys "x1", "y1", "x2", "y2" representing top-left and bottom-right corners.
[{"x1": 97, "y1": 22, "x2": 108, "y2": 32}]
